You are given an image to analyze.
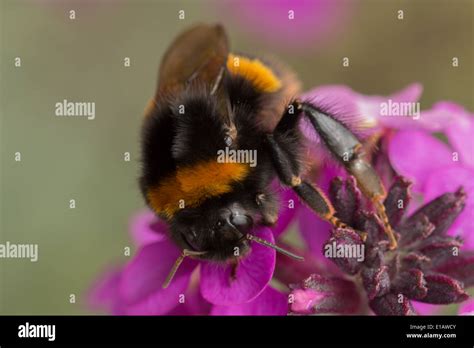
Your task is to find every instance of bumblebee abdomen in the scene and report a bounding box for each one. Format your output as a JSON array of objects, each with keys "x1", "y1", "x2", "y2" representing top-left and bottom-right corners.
[{"x1": 146, "y1": 161, "x2": 250, "y2": 219}]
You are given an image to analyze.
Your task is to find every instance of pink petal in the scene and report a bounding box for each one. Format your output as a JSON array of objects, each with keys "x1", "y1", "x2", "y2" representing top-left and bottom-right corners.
[
  {"x1": 272, "y1": 187, "x2": 300, "y2": 237},
  {"x1": 301, "y1": 85, "x2": 363, "y2": 144},
  {"x1": 129, "y1": 210, "x2": 166, "y2": 247},
  {"x1": 302, "y1": 85, "x2": 359, "y2": 116},
  {"x1": 424, "y1": 166, "x2": 474, "y2": 249},
  {"x1": 298, "y1": 205, "x2": 331, "y2": 263},
  {"x1": 88, "y1": 265, "x2": 123, "y2": 314},
  {"x1": 390, "y1": 83, "x2": 424, "y2": 103},
  {"x1": 210, "y1": 286, "x2": 288, "y2": 315},
  {"x1": 444, "y1": 104, "x2": 474, "y2": 168},
  {"x1": 298, "y1": 163, "x2": 342, "y2": 264},
  {"x1": 359, "y1": 83, "x2": 423, "y2": 130},
  {"x1": 290, "y1": 275, "x2": 361, "y2": 314},
  {"x1": 388, "y1": 130, "x2": 453, "y2": 191},
  {"x1": 459, "y1": 298, "x2": 474, "y2": 315},
  {"x1": 291, "y1": 288, "x2": 325, "y2": 314},
  {"x1": 119, "y1": 240, "x2": 198, "y2": 315},
  {"x1": 200, "y1": 227, "x2": 276, "y2": 305},
  {"x1": 410, "y1": 301, "x2": 440, "y2": 315},
  {"x1": 220, "y1": 0, "x2": 352, "y2": 51},
  {"x1": 371, "y1": 83, "x2": 457, "y2": 131},
  {"x1": 168, "y1": 273, "x2": 212, "y2": 315},
  {"x1": 301, "y1": 83, "x2": 423, "y2": 143}
]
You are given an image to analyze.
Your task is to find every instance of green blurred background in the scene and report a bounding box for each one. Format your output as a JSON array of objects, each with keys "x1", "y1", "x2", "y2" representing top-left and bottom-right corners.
[{"x1": 0, "y1": 0, "x2": 472, "y2": 314}]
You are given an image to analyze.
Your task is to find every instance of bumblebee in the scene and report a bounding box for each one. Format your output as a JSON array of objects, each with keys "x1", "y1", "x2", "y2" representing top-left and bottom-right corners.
[{"x1": 140, "y1": 24, "x2": 397, "y2": 288}]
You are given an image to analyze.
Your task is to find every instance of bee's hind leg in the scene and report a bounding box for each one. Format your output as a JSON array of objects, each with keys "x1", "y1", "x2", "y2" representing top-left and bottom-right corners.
[
  {"x1": 298, "y1": 100, "x2": 397, "y2": 249},
  {"x1": 265, "y1": 105, "x2": 367, "y2": 241}
]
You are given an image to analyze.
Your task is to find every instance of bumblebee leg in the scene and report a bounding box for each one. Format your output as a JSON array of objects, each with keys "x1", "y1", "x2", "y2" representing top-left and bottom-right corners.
[
  {"x1": 298, "y1": 101, "x2": 397, "y2": 249},
  {"x1": 230, "y1": 259, "x2": 240, "y2": 281},
  {"x1": 265, "y1": 133, "x2": 366, "y2": 240}
]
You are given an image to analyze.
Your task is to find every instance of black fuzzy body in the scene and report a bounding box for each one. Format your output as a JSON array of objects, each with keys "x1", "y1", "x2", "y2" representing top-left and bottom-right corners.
[{"x1": 140, "y1": 70, "x2": 303, "y2": 262}]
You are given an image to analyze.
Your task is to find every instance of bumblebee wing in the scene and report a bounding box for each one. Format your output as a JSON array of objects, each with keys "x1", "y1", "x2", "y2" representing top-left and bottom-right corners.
[{"x1": 157, "y1": 24, "x2": 229, "y2": 92}]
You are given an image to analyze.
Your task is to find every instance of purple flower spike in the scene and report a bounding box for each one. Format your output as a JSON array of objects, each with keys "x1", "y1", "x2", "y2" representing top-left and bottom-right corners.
[
  {"x1": 311, "y1": 175, "x2": 471, "y2": 315},
  {"x1": 433, "y1": 252, "x2": 474, "y2": 287},
  {"x1": 329, "y1": 176, "x2": 361, "y2": 226},
  {"x1": 421, "y1": 273, "x2": 469, "y2": 304},
  {"x1": 383, "y1": 177, "x2": 412, "y2": 227},
  {"x1": 405, "y1": 188, "x2": 466, "y2": 237},
  {"x1": 325, "y1": 228, "x2": 365, "y2": 275},
  {"x1": 362, "y1": 265, "x2": 391, "y2": 301},
  {"x1": 370, "y1": 292, "x2": 416, "y2": 316},
  {"x1": 393, "y1": 269, "x2": 427, "y2": 301}
]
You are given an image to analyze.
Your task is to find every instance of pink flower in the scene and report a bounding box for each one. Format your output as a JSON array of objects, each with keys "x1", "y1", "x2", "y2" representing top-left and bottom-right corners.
[
  {"x1": 211, "y1": 286, "x2": 288, "y2": 315},
  {"x1": 220, "y1": 0, "x2": 353, "y2": 51},
  {"x1": 281, "y1": 87, "x2": 472, "y2": 317},
  {"x1": 289, "y1": 176, "x2": 471, "y2": 315},
  {"x1": 383, "y1": 101, "x2": 473, "y2": 316},
  {"x1": 297, "y1": 84, "x2": 426, "y2": 262},
  {"x1": 459, "y1": 299, "x2": 474, "y2": 315},
  {"x1": 292, "y1": 84, "x2": 473, "y2": 315},
  {"x1": 90, "y1": 195, "x2": 295, "y2": 315},
  {"x1": 89, "y1": 83, "x2": 472, "y2": 316},
  {"x1": 388, "y1": 103, "x2": 474, "y2": 250}
]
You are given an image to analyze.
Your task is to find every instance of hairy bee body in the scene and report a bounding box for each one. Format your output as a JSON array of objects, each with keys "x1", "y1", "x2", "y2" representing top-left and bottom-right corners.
[
  {"x1": 140, "y1": 38, "x2": 303, "y2": 261},
  {"x1": 140, "y1": 24, "x2": 396, "y2": 276}
]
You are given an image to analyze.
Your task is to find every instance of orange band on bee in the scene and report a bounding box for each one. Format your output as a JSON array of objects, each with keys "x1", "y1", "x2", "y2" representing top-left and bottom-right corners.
[
  {"x1": 227, "y1": 54, "x2": 282, "y2": 93},
  {"x1": 147, "y1": 161, "x2": 250, "y2": 218}
]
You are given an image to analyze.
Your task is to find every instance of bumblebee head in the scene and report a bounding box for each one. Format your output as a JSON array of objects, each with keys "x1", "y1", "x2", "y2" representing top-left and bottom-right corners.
[{"x1": 170, "y1": 199, "x2": 257, "y2": 261}]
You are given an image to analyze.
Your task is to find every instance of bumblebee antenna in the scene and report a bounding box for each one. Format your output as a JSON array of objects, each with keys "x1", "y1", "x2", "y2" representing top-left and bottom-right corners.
[
  {"x1": 246, "y1": 234, "x2": 304, "y2": 261},
  {"x1": 162, "y1": 249, "x2": 206, "y2": 289}
]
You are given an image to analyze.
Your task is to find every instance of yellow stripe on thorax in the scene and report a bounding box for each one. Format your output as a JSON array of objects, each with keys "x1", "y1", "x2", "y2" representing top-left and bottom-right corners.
[
  {"x1": 227, "y1": 54, "x2": 281, "y2": 93},
  {"x1": 147, "y1": 161, "x2": 249, "y2": 219}
]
